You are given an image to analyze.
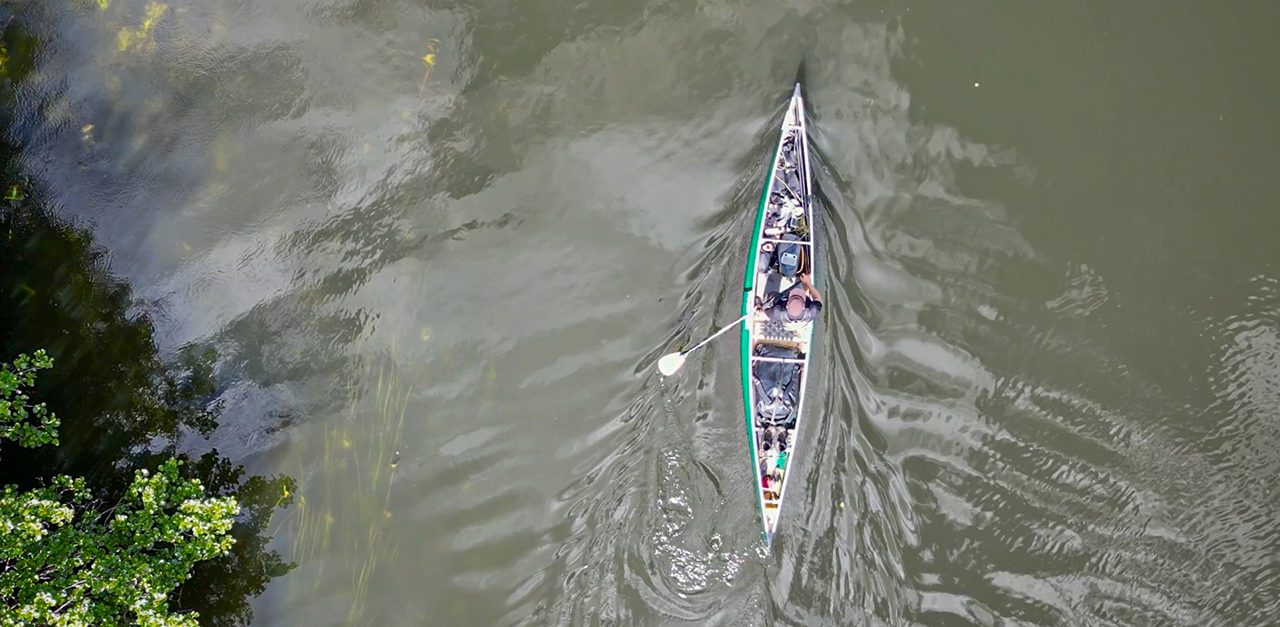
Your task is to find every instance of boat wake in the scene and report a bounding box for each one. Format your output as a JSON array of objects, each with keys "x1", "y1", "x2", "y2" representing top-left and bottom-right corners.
[{"x1": 547, "y1": 15, "x2": 1280, "y2": 627}]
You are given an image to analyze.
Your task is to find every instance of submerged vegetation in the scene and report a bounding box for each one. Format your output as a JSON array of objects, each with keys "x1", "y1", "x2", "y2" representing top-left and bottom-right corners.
[
  {"x1": 280, "y1": 352, "x2": 414, "y2": 625},
  {"x1": 0, "y1": 5, "x2": 295, "y2": 626}
]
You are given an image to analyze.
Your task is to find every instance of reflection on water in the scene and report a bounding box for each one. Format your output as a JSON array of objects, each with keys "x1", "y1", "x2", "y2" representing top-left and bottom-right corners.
[{"x1": 9, "y1": 0, "x2": 1280, "y2": 625}]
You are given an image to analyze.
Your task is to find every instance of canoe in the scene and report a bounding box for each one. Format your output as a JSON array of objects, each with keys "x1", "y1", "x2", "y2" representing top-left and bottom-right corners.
[{"x1": 741, "y1": 83, "x2": 817, "y2": 547}]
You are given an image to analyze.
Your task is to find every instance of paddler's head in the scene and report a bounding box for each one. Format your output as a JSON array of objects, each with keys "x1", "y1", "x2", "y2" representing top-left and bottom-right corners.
[{"x1": 786, "y1": 290, "x2": 807, "y2": 319}]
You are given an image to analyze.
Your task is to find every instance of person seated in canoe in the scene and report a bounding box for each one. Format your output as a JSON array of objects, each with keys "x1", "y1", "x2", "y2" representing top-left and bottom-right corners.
[{"x1": 759, "y1": 273, "x2": 822, "y2": 323}]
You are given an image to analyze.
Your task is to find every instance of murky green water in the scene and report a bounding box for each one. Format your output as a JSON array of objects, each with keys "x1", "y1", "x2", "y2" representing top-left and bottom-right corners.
[{"x1": 10, "y1": 0, "x2": 1280, "y2": 624}]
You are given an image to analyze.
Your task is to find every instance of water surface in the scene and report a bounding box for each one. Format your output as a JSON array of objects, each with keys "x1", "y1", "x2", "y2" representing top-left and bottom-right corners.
[{"x1": 12, "y1": 0, "x2": 1280, "y2": 625}]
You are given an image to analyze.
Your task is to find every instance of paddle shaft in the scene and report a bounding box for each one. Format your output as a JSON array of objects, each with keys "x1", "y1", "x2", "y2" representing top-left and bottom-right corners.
[{"x1": 682, "y1": 313, "x2": 751, "y2": 357}]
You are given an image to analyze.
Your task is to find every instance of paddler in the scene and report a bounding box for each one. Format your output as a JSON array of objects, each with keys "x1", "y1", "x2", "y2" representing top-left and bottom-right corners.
[{"x1": 760, "y1": 273, "x2": 822, "y2": 323}]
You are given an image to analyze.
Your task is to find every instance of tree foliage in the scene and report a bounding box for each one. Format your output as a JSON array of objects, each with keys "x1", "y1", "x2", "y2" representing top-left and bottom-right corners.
[
  {"x1": 0, "y1": 350, "x2": 57, "y2": 452},
  {"x1": 1, "y1": 355, "x2": 239, "y2": 627}
]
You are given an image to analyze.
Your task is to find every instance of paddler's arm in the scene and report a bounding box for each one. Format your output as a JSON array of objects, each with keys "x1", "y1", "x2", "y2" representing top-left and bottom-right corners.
[{"x1": 799, "y1": 273, "x2": 822, "y2": 304}]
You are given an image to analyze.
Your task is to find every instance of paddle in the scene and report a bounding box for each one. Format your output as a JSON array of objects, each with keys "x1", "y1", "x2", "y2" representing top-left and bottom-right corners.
[{"x1": 657, "y1": 312, "x2": 752, "y2": 376}]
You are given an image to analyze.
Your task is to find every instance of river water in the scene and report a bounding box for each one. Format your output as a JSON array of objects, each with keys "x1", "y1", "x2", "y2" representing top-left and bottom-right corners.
[{"x1": 12, "y1": 0, "x2": 1280, "y2": 625}]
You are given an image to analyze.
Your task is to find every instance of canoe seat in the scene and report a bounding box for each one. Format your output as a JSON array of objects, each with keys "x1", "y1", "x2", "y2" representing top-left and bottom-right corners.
[{"x1": 760, "y1": 318, "x2": 796, "y2": 341}]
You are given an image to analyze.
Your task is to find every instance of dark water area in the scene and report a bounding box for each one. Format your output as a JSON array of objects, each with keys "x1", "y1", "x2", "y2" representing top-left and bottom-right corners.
[{"x1": 3, "y1": 0, "x2": 1279, "y2": 625}]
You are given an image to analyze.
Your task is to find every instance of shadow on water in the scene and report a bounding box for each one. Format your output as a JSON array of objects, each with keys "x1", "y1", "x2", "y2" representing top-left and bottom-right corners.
[
  {"x1": 0, "y1": 9, "x2": 296, "y2": 626},
  {"x1": 0, "y1": 161, "x2": 298, "y2": 627}
]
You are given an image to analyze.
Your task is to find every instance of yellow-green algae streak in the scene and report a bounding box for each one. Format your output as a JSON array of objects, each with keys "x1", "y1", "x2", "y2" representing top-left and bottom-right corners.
[{"x1": 275, "y1": 346, "x2": 419, "y2": 625}]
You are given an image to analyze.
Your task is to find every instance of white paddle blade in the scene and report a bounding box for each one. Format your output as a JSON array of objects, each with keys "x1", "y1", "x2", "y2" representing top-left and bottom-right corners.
[{"x1": 657, "y1": 352, "x2": 686, "y2": 376}]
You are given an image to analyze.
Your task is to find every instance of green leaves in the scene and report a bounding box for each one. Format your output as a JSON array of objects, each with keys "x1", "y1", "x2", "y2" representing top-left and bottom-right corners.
[
  {"x1": 0, "y1": 350, "x2": 59, "y2": 457},
  {"x1": 1, "y1": 355, "x2": 240, "y2": 626}
]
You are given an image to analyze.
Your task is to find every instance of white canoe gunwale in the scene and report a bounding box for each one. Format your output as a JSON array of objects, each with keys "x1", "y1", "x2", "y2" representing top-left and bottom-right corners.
[{"x1": 740, "y1": 83, "x2": 816, "y2": 548}]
